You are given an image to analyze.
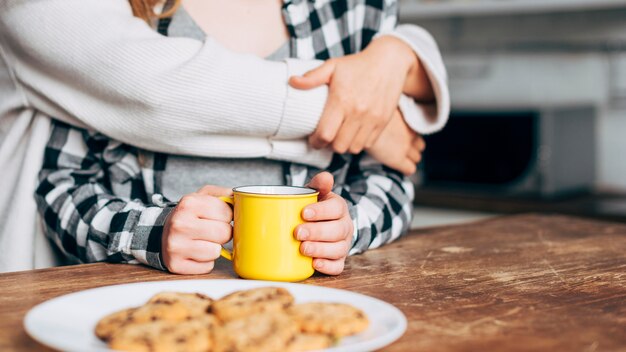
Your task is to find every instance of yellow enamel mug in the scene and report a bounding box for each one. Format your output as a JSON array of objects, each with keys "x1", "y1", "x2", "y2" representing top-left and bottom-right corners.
[{"x1": 219, "y1": 185, "x2": 318, "y2": 282}]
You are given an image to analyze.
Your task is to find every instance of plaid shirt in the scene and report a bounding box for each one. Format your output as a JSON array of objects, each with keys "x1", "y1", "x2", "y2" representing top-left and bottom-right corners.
[{"x1": 35, "y1": 0, "x2": 415, "y2": 271}]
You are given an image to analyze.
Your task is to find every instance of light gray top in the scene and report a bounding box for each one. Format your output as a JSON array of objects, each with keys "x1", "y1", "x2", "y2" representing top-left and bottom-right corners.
[{"x1": 162, "y1": 7, "x2": 289, "y2": 201}]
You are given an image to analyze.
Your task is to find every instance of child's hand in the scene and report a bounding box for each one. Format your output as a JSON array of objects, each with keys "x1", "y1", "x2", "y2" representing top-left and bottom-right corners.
[
  {"x1": 162, "y1": 185, "x2": 233, "y2": 274},
  {"x1": 295, "y1": 172, "x2": 354, "y2": 275},
  {"x1": 289, "y1": 36, "x2": 432, "y2": 155},
  {"x1": 366, "y1": 108, "x2": 425, "y2": 176}
]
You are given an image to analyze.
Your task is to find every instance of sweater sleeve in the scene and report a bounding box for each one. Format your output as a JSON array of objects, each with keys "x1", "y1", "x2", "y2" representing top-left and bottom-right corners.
[{"x1": 0, "y1": 0, "x2": 327, "y2": 157}]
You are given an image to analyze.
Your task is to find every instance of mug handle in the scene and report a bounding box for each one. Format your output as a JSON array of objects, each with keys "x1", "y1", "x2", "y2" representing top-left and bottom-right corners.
[{"x1": 218, "y1": 196, "x2": 234, "y2": 261}]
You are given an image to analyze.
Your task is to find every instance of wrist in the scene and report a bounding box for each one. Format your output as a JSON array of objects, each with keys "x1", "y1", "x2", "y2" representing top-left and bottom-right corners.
[
  {"x1": 370, "y1": 36, "x2": 416, "y2": 78},
  {"x1": 136, "y1": 205, "x2": 176, "y2": 271},
  {"x1": 372, "y1": 36, "x2": 433, "y2": 100}
]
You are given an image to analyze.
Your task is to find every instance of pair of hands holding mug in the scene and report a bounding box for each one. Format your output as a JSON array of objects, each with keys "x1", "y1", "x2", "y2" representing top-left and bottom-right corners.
[
  {"x1": 162, "y1": 36, "x2": 432, "y2": 275},
  {"x1": 162, "y1": 172, "x2": 352, "y2": 276}
]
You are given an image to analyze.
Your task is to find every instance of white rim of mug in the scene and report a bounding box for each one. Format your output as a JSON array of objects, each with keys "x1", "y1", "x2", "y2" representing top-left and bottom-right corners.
[{"x1": 232, "y1": 185, "x2": 318, "y2": 197}]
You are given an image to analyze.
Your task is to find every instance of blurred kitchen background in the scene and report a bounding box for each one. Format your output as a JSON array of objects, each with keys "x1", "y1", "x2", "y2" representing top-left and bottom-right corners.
[{"x1": 403, "y1": 0, "x2": 626, "y2": 228}]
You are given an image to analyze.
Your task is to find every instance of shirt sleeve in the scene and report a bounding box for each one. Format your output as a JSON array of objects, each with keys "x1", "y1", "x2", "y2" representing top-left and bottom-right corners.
[
  {"x1": 34, "y1": 121, "x2": 173, "y2": 270},
  {"x1": 0, "y1": 0, "x2": 327, "y2": 156},
  {"x1": 330, "y1": 154, "x2": 414, "y2": 255}
]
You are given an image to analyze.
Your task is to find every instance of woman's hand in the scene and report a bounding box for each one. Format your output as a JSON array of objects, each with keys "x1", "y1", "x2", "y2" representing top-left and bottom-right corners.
[
  {"x1": 295, "y1": 172, "x2": 353, "y2": 275},
  {"x1": 366, "y1": 108, "x2": 425, "y2": 176},
  {"x1": 162, "y1": 185, "x2": 233, "y2": 274},
  {"x1": 289, "y1": 36, "x2": 432, "y2": 154}
]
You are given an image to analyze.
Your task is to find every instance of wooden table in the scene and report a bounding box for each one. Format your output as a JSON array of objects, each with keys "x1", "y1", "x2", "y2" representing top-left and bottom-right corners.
[{"x1": 1, "y1": 214, "x2": 625, "y2": 351}]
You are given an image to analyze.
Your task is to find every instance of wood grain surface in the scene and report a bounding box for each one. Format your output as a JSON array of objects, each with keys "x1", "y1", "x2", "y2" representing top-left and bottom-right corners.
[{"x1": 0, "y1": 214, "x2": 624, "y2": 351}]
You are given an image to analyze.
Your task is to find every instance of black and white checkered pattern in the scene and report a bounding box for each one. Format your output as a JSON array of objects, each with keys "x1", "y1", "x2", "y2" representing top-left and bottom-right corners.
[
  {"x1": 35, "y1": 0, "x2": 414, "y2": 271},
  {"x1": 283, "y1": 0, "x2": 397, "y2": 59}
]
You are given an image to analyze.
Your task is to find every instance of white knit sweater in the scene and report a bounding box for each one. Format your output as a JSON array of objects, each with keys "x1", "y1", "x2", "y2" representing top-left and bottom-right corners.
[{"x1": 0, "y1": 0, "x2": 449, "y2": 272}]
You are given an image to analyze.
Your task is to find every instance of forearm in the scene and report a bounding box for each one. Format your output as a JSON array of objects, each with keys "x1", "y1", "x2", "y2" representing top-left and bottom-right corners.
[
  {"x1": 378, "y1": 24, "x2": 447, "y2": 100},
  {"x1": 34, "y1": 122, "x2": 173, "y2": 269},
  {"x1": 0, "y1": 0, "x2": 327, "y2": 156},
  {"x1": 368, "y1": 36, "x2": 434, "y2": 102},
  {"x1": 380, "y1": 25, "x2": 451, "y2": 136},
  {"x1": 403, "y1": 49, "x2": 435, "y2": 101},
  {"x1": 371, "y1": 7, "x2": 450, "y2": 136},
  {"x1": 35, "y1": 177, "x2": 173, "y2": 270}
]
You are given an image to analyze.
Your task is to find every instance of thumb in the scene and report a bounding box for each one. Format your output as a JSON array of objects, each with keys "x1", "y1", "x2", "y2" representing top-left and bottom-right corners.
[
  {"x1": 289, "y1": 60, "x2": 335, "y2": 90},
  {"x1": 195, "y1": 185, "x2": 233, "y2": 197},
  {"x1": 306, "y1": 172, "x2": 335, "y2": 199}
]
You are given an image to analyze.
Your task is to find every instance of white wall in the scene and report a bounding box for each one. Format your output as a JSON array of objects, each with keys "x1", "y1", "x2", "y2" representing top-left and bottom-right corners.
[{"x1": 401, "y1": 8, "x2": 626, "y2": 190}]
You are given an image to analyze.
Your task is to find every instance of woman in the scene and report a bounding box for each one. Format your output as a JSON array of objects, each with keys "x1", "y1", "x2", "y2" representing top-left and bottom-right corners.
[{"x1": 0, "y1": 0, "x2": 449, "y2": 272}]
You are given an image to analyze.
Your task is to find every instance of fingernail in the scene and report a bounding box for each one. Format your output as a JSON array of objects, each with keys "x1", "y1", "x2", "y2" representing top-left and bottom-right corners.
[
  {"x1": 297, "y1": 227, "x2": 309, "y2": 241},
  {"x1": 303, "y1": 244, "x2": 313, "y2": 256},
  {"x1": 314, "y1": 260, "x2": 323, "y2": 270},
  {"x1": 303, "y1": 208, "x2": 315, "y2": 220}
]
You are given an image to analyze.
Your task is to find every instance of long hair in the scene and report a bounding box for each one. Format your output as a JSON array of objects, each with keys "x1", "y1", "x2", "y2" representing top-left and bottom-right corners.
[{"x1": 128, "y1": 0, "x2": 181, "y2": 22}]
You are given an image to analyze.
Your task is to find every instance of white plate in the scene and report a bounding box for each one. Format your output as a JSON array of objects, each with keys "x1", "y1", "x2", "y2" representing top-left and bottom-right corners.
[{"x1": 24, "y1": 279, "x2": 406, "y2": 352}]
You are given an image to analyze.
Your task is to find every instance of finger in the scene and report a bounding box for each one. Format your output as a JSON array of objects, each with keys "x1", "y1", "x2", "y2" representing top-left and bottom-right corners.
[
  {"x1": 301, "y1": 194, "x2": 347, "y2": 221},
  {"x1": 295, "y1": 219, "x2": 352, "y2": 242},
  {"x1": 301, "y1": 240, "x2": 350, "y2": 260},
  {"x1": 398, "y1": 158, "x2": 417, "y2": 176},
  {"x1": 162, "y1": 219, "x2": 232, "y2": 261},
  {"x1": 413, "y1": 135, "x2": 426, "y2": 152},
  {"x1": 166, "y1": 258, "x2": 215, "y2": 275},
  {"x1": 187, "y1": 241, "x2": 222, "y2": 262},
  {"x1": 289, "y1": 60, "x2": 335, "y2": 90},
  {"x1": 309, "y1": 97, "x2": 344, "y2": 149},
  {"x1": 407, "y1": 147, "x2": 422, "y2": 164},
  {"x1": 347, "y1": 125, "x2": 371, "y2": 154},
  {"x1": 195, "y1": 185, "x2": 233, "y2": 197},
  {"x1": 305, "y1": 172, "x2": 334, "y2": 199},
  {"x1": 364, "y1": 125, "x2": 384, "y2": 149},
  {"x1": 313, "y1": 258, "x2": 345, "y2": 276},
  {"x1": 191, "y1": 219, "x2": 232, "y2": 244},
  {"x1": 173, "y1": 240, "x2": 223, "y2": 262},
  {"x1": 167, "y1": 216, "x2": 232, "y2": 243},
  {"x1": 177, "y1": 194, "x2": 232, "y2": 222},
  {"x1": 331, "y1": 119, "x2": 361, "y2": 154}
]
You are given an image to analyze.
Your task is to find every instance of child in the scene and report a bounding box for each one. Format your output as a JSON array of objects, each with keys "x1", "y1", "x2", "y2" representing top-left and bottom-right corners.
[{"x1": 35, "y1": 0, "x2": 448, "y2": 275}]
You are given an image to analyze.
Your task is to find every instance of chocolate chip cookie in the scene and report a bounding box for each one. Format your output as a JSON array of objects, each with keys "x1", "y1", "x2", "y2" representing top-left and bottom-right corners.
[{"x1": 211, "y1": 287, "x2": 294, "y2": 322}]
